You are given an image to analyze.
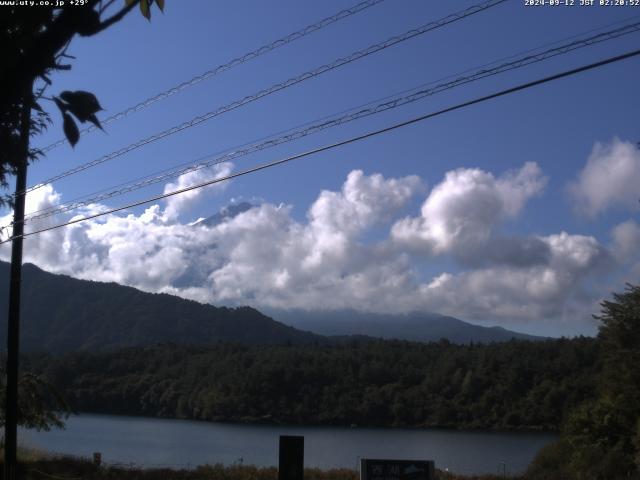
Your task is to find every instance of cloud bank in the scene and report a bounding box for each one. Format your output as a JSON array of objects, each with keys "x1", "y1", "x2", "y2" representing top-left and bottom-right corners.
[
  {"x1": 1, "y1": 143, "x2": 637, "y2": 331},
  {"x1": 569, "y1": 139, "x2": 640, "y2": 217},
  {"x1": 391, "y1": 162, "x2": 547, "y2": 256}
]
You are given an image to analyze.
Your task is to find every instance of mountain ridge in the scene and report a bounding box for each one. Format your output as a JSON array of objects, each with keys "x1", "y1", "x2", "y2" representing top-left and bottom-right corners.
[
  {"x1": 267, "y1": 308, "x2": 546, "y2": 343},
  {"x1": 0, "y1": 261, "x2": 323, "y2": 352},
  {"x1": 0, "y1": 261, "x2": 544, "y2": 352}
]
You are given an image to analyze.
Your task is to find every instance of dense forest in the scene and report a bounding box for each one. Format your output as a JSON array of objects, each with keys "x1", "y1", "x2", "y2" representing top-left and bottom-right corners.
[{"x1": 24, "y1": 337, "x2": 598, "y2": 431}]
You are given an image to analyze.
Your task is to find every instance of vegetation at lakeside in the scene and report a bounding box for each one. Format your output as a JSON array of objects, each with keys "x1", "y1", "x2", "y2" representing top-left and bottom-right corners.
[
  {"x1": 24, "y1": 336, "x2": 598, "y2": 431},
  {"x1": 0, "y1": 453, "x2": 514, "y2": 480},
  {"x1": 524, "y1": 284, "x2": 640, "y2": 479}
]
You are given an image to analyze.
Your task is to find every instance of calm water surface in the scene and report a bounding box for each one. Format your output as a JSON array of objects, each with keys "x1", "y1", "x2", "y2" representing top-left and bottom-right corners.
[{"x1": 22, "y1": 414, "x2": 556, "y2": 475}]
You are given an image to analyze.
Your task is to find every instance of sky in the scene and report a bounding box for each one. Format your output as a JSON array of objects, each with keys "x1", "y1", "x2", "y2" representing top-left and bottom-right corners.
[{"x1": 1, "y1": 0, "x2": 640, "y2": 337}]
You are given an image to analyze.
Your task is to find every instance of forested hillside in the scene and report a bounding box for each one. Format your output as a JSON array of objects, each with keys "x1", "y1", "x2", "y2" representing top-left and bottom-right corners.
[
  {"x1": 0, "y1": 262, "x2": 323, "y2": 351},
  {"x1": 25, "y1": 337, "x2": 599, "y2": 431},
  {"x1": 0, "y1": 261, "x2": 548, "y2": 351}
]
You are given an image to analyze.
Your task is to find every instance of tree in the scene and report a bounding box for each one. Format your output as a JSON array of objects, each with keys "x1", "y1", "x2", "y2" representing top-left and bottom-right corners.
[
  {"x1": 563, "y1": 397, "x2": 635, "y2": 478},
  {"x1": 1, "y1": 1, "x2": 166, "y2": 202},
  {"x1": 0, "y1": 363, "x2": 70, "y2": 433},
  {"x1": 597, "y1": 284, "x2": 640, "y2": 408},
  {"x1": 1, "y1": 1, "x2": 164, "y2": 476},
  {"x1": 594, "y1": 284, "x2": 640, "y2": 474},
  {"x1": 529, "y1": 284, "x2": 640, "y2": 479}
]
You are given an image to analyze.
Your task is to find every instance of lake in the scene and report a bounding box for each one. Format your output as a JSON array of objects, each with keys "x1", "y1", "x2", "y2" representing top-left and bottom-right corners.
[{"x1": 21, "y1": 414, "x2": 557, "y2": 476}]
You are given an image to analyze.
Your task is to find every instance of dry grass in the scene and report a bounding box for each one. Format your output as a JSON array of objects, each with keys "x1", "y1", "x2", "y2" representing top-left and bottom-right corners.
[{"x1": 0, "y1": 452, "x2": 523, "y2": 480}]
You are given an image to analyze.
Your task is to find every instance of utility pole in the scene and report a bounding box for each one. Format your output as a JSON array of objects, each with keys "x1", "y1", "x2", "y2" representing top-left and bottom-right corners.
[{"x1": 4, "y1": 81, "x2": 33, "y2": 480}]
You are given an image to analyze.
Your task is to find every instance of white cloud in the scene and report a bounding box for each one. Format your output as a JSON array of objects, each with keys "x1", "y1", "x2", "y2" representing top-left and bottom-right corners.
[
  {"x1": 162, "y1": 162, "x2": 233, "y2": 221},
  {"x1": 0, "y1": 169, "x2": 422, "y2": 311},
  {"x1": 0, "y1": 165, "x2": 618, "y2": 330},
  {"x1": 391, "y1": 162, "x2": 546, "y2": 255},
  {"x1": 611, "y1": 219, "x2": 640, "y2": 262},
  {"x1": 303, "y1": 170, "x2": 421, "y2": 268},
  {"x1": 569, "y1": 138, "x2": 640, "y2": 217},
  {"x1": 309, "y1": 170, "x2": 422, "y2": 234},
  {"x1": 200, "y1": 170, "x2": 422, "y2": 310},
  {"x1": 610, "y1": 220, "x2": 640, "y2": 285},
  {"x1": 417, "y1": 232, "x2": 609, "y2": 322}
]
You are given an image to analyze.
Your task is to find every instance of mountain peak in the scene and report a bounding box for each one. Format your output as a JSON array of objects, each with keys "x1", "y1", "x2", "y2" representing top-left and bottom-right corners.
[{"x1": 193, "y1": 202, "x2": 254, "y2": 227}]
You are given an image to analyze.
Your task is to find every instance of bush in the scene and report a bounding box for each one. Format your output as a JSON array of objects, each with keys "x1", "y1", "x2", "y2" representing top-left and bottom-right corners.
[{"x1": 526, "y1": 439, "x2": 573, "y2": 480}]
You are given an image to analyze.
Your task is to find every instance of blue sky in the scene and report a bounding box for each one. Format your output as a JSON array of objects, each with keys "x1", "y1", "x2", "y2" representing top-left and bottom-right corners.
[{"x1": 2, "y1": 0, "x2": 640, "y2": 336}]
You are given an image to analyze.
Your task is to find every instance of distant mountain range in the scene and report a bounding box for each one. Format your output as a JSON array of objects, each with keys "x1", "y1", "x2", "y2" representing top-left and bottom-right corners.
[
  {"x1": 268, "y1": 309, "x2": 545, "y2": 343},
  {"x1": 0, "y1": 260, "x2": 543, "y2": 353}
]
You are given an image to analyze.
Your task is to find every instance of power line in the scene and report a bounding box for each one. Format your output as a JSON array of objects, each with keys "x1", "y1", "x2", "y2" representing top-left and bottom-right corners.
[
  {"x1": 17, "y1": 19, "x2": 640, "y2": 224},
  {"x1": 3, "y1": 47, "x2": 638, "y2": 245},
  {"x1": 24, "y1": 14, "x2": 640, "y2": 221},
  {"x1": 21, "y1": 13, "x2": 640, "y2": 226},
  {"x1": 20, "y1": 0, "x2": 507, "y2": 198},
  {"x1": 37, "y1": 0, "x2": 387, "y2": 154}
]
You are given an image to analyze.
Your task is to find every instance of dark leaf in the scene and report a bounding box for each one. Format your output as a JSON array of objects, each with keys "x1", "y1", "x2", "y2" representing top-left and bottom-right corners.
[
  {"x1": 63, "y1": 113, "x2": 79, "y2": 147},
  {"x1": 32, "y1": 101, "x2": 44, "y2": 113},
  {"x1": 55, "y1": 63, "x2": 72, "y2": 71},
  {"x1": 87, "y1": 114, "x2": 104, "y2": 131},
  {"x1": 76, "y1": 9, "x2": 101, "y2": 36},
  {"x1": 59, "y1": 90, "x2": 103, "y2": 112},
  {"x1": 140, "y1": 0, "x2": 151, "y2": 20},
  {"x1": 30, "y1": 147, "x2": 44, "y2": 160},
  {"x1": 59, "y1": 91, "x2": 103, "y2": 123},
  {"x1": 41, "y1": 74, "x2": 52, "y2": 85},
  {"x1": 156, "y1": 0, "x2": 164, "y2": 11}
]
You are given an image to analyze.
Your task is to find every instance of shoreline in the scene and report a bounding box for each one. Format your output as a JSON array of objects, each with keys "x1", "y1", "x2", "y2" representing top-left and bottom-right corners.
[
  {"x1": 58, "y1": 410, "x2": 560, "y2": 435},
  {"x1": 22, "y1": 413, "x2": 555, "y2": 476}
]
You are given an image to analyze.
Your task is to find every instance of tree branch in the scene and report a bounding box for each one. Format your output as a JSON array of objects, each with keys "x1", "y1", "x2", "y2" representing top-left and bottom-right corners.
[
  {"x1": 93, "y1": 0, "x2": 140, "y2": 34},
  {"x1": 99, "y1": 0, "x2": 118, "y2": 15},
  {"x1": 1, "y1": 1, "x2": 140, "y2": 108}
]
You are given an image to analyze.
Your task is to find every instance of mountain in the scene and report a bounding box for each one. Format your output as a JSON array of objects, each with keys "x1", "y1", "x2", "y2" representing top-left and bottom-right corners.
[
  {"x1": 267, "y1": 309, "x2": 545, "y2": 344},
  {"x1": 0, "y1": 260, "x2": 542, "y2": 353},
  {"x1": 0, "y1": 262, "x2": 324, "y2": 352},
  {"x1": 192, "y1": 202, "x2": 253, "y2": 227}
]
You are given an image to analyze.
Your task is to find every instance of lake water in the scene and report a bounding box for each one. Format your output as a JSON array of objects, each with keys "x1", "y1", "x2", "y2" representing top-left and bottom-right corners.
[{"x1": 21, "y1": 413, "x2": 557, "y2": 476}]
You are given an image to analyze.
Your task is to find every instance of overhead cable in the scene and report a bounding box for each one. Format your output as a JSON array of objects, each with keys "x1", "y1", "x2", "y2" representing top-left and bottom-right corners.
[
  {"x1": 3, "y1": 47, "x2": 638, "y2": 244},
  {"x1": 38, "y1": 0, "x2": 387, "y2": 153},
  {"x1": 21, "y1": 0, "x2": 507, "y2": 197},
  {"x1": 18, "y1": 19, "x2": 640, "y2": 224}
]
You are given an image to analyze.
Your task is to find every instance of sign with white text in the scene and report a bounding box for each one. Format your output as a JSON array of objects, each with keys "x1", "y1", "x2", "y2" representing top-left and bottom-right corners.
[{"x1": 360, "y1": 459, "x2": 435, "y2": 480}]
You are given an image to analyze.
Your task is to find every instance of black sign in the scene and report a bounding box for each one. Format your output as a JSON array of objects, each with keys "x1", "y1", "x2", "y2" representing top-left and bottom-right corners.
[
  {"x1": 360, "y1": 459, "x2": 435, "y2": 480},
  {"x1": 279, "y1": 435, "x2": 304, "y2": 480}
]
